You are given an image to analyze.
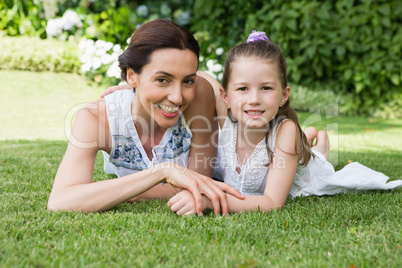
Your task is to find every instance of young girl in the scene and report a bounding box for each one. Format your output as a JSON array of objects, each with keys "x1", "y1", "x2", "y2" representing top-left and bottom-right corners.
[{"x1": 167, "y1": 31, "x2": 402, "y2": 215}]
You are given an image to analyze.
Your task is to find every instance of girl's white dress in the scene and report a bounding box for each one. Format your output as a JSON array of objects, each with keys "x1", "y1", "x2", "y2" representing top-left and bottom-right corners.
[{"x1": 213, "y1": 118, "x2": 402, "y2": 197}]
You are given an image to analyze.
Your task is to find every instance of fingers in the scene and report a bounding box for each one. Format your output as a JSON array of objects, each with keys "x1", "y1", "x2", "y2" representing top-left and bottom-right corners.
[
  {"x1": 215, "y1": 181, "x2": 244, "y2": 200},
  {"x1": 184, "y1": 180, "x2": 203, "y2": 216},
  {"x1": 100, "y1": 88, "x2": 114, "y2": 98},
  {"x1": 167, "y1": 191, "x2": 197, "y2": 216},
  {"x1": 100, "y1": 84, "x2": 133, "y2": 98}
]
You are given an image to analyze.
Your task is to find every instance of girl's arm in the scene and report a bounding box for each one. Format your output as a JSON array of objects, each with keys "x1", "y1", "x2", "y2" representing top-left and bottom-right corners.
[
  {"x1": 168, "y1": 120, "x2": 299, "y2": 214},
  {"x1": 47, "y1": 100, "x2": 242, "y2": 214}
]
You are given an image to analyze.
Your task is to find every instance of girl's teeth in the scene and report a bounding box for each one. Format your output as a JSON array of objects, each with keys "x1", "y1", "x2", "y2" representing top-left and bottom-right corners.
[
  {"x1": 159, "y1": 104, "x2": 179, "y2": 113},
  {"x1": 246, "y1": 111, "x2": 262, "y2": 115}
]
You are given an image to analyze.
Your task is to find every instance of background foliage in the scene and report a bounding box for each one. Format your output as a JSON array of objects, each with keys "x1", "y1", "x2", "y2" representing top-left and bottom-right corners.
[{"x1": 1, "y1": 0, "x2": 401, "y2": 117}]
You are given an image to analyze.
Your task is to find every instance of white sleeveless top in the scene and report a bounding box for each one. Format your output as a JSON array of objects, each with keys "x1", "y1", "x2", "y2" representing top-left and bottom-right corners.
[
  {"x1": 102, "y1": 90, "x2": 192, "y2": 177},
  {"x1": 213, "y1": 118, "x2": 402, "y2": 198}
]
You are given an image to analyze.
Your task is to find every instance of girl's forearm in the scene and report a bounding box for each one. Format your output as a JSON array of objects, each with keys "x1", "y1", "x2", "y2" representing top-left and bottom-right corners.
[{"x1": 204, "y1": 194, "x2": 280, "y2": 214}]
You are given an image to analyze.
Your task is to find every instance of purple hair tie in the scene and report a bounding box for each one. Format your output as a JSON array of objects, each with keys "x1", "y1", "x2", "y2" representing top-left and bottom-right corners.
[{"x1": 246, "y1": 30, "x2": 269, "y2": 43}]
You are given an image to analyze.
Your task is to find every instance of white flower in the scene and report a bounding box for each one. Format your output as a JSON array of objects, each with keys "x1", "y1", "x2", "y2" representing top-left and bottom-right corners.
[
  {"x1": 85, "y1": 45, "x2": 96, "y2": 56},
  {"x1": 91, "y1": 58, "x2": 102, "y2": 70},
  {"x1": 206, "y1": 59, "x2": 215, "y2": 69},
  {"x1": 218, "y1": 73, "x2": 223, "y2": 81},
  {"x1": 95, "y1": 39, "x2": 106, "y2": 48},
  {"x1": 107, "y1": 61, "x2": 121, "y2": 78},
  {"x1": 211, "y1": 63, "x2": 223, "y2": 73},
  {"x1": 95, "y1": 48, "x2": 107, "y2": 56},
  {"x1": 126, "y1": 37, "x2": 131, "y2": 44},
  {"x1": 81, "y1": 61, "x2": 92, "y2": 73},
  {"x1": 104, "y1": 42, "x2": 114, "y2": 51},
  {"x1": 79, "y1": 39, "x2": 94, "y2": 50},
  {"x1": 46, "y1": 18, "x2": 63, "y2": 37},
  {"x1": 101, "y1": 54, "x2": 114, "y2": 65},
  {"x1": 215, "y1": 47, "x2": 224, "y2": 56},
  {"x1": 80, "y1": 54, "x2": 91, "y2": 64},
  {"x1": 113, "y1": 44, "x2": 121, "y2": 52},
  {"x1": 61, "y1": 10, "x2": 81, "y2": 30}
]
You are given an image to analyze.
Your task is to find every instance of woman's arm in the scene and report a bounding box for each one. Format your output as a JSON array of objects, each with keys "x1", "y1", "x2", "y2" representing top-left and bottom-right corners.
[
  {"x1": 168, "y1": 120, "x2": 299, "y2": 214},
  {"x1": 47, "y1": 100, "x2": 168, "y2": 212}
]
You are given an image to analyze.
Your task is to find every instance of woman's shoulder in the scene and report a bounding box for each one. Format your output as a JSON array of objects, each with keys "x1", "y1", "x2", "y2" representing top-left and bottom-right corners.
[
  {"x1": 73, "y1": 99, "x2": 110, "y2": 148},
  {"x1": 184, "y1": 73, "x2": 216, "y2": 120}
]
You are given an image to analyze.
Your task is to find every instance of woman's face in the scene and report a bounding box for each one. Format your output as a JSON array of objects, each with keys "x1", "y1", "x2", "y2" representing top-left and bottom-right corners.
[{"x1": 128, "y1": 48, "x2": 198, "y2": 128}]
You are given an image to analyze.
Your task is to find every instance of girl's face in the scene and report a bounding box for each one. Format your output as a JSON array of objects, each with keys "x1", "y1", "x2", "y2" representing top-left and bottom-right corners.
[
  {"x1": 223, "y1": 57, "x2": 290, "y2": 130},
  {"x1": 128, "y1": 48, "x2": 198, "y2": 128}
]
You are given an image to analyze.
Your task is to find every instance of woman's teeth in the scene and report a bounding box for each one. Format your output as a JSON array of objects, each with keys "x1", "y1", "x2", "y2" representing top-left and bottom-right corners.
[{"x1": 158, "y1": 104, "x2": 179, "y2": 113}]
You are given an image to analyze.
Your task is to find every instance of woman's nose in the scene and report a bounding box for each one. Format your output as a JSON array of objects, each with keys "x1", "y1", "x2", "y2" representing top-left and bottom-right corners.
[{"x1": 167, "y1": 85, "x2": 183, "y2": 105}]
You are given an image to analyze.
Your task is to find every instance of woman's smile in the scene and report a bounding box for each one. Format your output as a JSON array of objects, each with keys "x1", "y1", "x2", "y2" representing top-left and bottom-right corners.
[{"x1": 157, "y1": 104, "x2": 182, "y2": 118}]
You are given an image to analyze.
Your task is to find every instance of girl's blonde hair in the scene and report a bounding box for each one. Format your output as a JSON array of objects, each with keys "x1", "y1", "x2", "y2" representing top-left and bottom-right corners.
[{"x1": 222, "y1": 41, "x2": 313, "y2": 166}]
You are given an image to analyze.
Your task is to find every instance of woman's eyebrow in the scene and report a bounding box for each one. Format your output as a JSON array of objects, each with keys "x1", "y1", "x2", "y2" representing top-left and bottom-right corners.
[{"x1": 155, "y1": 71, "x2": 197, "y2": 78}]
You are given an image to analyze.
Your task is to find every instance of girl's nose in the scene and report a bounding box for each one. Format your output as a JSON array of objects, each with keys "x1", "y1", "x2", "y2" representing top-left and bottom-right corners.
[{"x1": 248, "y1": 89, "x2": 261, "y2": 105}]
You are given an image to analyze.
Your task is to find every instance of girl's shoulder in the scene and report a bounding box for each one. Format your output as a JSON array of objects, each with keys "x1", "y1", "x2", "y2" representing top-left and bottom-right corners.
[{"x1": 274, "y1": 119, "x2": 300, "y2": 154}]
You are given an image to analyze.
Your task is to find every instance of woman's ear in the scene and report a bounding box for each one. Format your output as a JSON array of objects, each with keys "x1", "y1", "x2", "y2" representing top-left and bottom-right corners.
[
  {"x1": 126, "y1": 68, "x2": 138, "y2": 87},
  {"x1": 280, "y1": 86, "x2": 290, "y2": 106},
  {"x1": 220, "y1": 87, "x2": 230, "y2": 108}
]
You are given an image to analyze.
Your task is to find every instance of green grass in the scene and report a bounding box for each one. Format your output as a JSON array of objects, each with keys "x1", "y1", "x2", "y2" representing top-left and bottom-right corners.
[{"x1": 1, "y1": 70, "x2": 401, "y2": 267}]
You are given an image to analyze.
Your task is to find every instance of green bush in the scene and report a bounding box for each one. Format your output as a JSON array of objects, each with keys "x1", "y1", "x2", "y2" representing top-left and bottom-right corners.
[
  {"x1": 0, "y1": 0, "x2": 47, "y2": 37},
  {"x1": 0, "y1": 35, "x2": 80, "y2": 73},
  {"x1": 192, "y1": 0, "x2": 402, "y2": 117}
]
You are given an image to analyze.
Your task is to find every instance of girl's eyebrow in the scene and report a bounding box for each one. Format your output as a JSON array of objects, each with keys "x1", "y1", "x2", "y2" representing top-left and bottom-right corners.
[
  {"x1": 155, "y1": 71, "x2": 197, "y2": 78},
  {"x1": 233, "y1": 81, "x2": 277, "y2": 86}
]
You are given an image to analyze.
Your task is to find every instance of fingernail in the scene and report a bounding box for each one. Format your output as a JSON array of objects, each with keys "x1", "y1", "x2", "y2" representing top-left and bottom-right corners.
[{"x1": 198, "y1": 212, "x2": 203, "y2": 216}]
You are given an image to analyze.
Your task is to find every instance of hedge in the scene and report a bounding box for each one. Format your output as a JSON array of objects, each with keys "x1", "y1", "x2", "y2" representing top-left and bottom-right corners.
[{"x1": 0, "y1": 35, "x2": 81, "y2": 73}]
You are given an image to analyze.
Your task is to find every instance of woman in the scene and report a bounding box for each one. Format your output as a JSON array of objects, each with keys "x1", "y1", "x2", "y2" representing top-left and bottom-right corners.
[{"x1": 47, "y1": 19, "x2": 243, "y2": 215}]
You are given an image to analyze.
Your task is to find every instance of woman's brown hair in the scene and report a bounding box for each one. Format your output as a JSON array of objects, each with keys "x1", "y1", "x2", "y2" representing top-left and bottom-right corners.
[
  {"x1": 222, "y1": 41, "x2": 313, "y2": 166},
  {"x1": 118, "y1": 19, "x2": 200, "y2": 81}
]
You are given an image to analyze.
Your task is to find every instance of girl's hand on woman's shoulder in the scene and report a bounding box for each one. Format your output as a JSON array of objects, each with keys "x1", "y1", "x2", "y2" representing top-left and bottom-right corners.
[{"x1": 100, "y1": 83, "x2": 133, "y2": 98}]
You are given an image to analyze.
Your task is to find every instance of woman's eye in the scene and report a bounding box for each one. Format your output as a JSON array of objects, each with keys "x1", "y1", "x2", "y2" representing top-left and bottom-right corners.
[
  {"x1": 157, "y1": 78, "x2": 168, "y2": 83},
  {"x1": 183, "y1": 79, "x2": 195, "y2": 85}
]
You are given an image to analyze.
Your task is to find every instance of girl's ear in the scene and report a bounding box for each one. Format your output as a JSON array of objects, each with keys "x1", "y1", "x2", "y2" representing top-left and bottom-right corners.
[
  {"x1": 220, "y1": 87, "x2": 230, "y2": 108},
  {"x1": 127, "y1": 68, "x2": 138, "y2": 87},
  {"x1": 280, "y1": 86, "x2": 290, "y2": 106}
]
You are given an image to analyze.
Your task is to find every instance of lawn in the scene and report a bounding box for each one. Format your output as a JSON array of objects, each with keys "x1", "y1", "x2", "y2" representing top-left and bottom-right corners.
[{"x1": 1, "y1": 70, "x2": 401, "y2": 267}]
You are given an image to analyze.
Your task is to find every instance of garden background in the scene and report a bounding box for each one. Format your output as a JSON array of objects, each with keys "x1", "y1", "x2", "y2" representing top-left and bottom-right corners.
[{"x1": 1, "y1": 0, "x2": 401, "y2": 267}]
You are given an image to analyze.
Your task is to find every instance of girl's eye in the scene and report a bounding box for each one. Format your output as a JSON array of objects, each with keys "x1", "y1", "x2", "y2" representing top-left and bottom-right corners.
[
  {"x1": 262, "y1": 86, "x2": 272, "y2": 90},
  {"x1": 238, "y1": 87, "x2": 248, "y2": 91},
  {"x1": 183, "y1": 79, "x2": 195, "y2": 85}
]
